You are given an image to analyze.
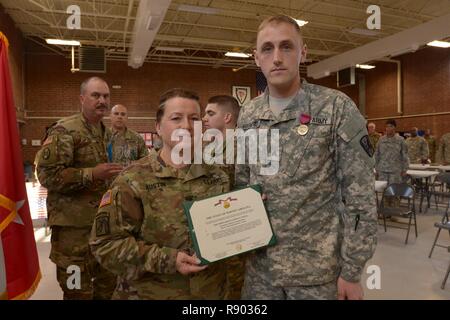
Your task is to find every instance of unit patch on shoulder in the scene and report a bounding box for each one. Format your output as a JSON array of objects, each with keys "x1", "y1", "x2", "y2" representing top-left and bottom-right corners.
[
  {"x1": 95, "y1": 214, "x2": 110, "y2": 237},
  {"x1": 99, "y1": 190, "x2": 113, "y2": 208},
  {"x1": 360, "y1": 135, "x2": 374, "y2": 157},
  {"x1": 42, "y1": 148, "x2": 51, "y2": 160}
]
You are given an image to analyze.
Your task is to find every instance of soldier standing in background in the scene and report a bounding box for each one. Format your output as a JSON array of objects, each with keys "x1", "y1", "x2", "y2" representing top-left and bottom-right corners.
[
  {"x1": 235, "y1": 15, "x2": 377, "y2": 300},
  {"x1": 108, "y1": 104, "x2": 149, "y2": 166},
  {"x1": 437, "y1": 132, "x2": 450, "y2": 165},
  {"x1": 90, "y1": 88, "x2": 230, "y2": 299},
  {"x1": 375, "y1": 119, "x2": 409, "y2": 184},
  {"x1": 368, "y1": 122, "x2": 381, "y2": 150},
  {"x1": 202, "y1": 95, "x2": 244, "y2": 300},
  {"x1": 35, "y1": 77, "x2": 123, "y2": 299},
  {"x1": 424, "y1": 129, "x2": 437, "y2": 164},
  {"x1": 405, "y1": 127, "x2": 429, "y2": 164}
]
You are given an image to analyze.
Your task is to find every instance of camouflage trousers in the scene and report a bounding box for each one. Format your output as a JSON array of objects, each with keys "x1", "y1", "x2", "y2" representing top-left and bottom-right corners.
[
  {"x1": 223, "y1": 255, "x2": 246, "y2": 300},
  {"x1": 241, "y1": 266, "x2": 337, "y2": 300},
  {"x1": 50, "y1": 226, "x2": 117, "y2": 300}
]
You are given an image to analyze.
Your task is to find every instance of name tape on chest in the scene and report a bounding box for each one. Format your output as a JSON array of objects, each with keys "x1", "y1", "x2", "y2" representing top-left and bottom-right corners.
[{"x1": 310, "y1": 117, "x2": 330, "y2": 125}]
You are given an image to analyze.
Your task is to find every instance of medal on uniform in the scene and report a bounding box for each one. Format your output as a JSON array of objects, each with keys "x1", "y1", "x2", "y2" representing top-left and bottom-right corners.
[
  {"x1": 297, "y1": 125, "x2": 309, "y2": 135},
  {"x1": 297, "y1": 113, "x2": 311, "y2": 136}
]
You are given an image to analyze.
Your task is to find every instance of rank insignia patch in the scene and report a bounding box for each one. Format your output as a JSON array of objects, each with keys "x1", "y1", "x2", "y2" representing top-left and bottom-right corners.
[{"x1": 42, "y1": 148, "x2": 51, "y2": 160}]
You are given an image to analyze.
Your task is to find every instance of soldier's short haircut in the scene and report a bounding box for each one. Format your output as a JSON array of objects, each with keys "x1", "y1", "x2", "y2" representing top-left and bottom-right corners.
[
  {"x1": 257, "y1": 15, "x2": 302, "y2": 40},
  {"x1": 80, "y1": 76, "x2": 107, "y2": 95},
  {"x1": 207, "y1": 95, "x2": 240, "y2": 122},
  {"x1": 368, "y1": 122, "x2": 376, "y2": 128},
  {"x1": 386, "y1": 119, "x2": 397, "y2": 127},
  {"x1": 157, "y1": 88, "x2": 200, "y2": 123}
]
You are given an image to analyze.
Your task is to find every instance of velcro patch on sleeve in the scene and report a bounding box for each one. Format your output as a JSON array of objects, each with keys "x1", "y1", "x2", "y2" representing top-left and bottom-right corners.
[
  {"x1": 95, "y1": 214, "x2": 110, "y2": 237},
  {"x1": 99, "y1": 190, "x2": 112, "y2": 208},
  {"x1": 360, "y1": 135, "x2": 374, "y2": 157}
]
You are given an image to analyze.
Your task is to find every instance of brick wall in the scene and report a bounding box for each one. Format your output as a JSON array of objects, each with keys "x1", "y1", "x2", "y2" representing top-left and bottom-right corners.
[
  {"x1": 304, "y1": 46, "x2": 450, "y2": 142},
  {"x1": 0, "y1": 4, "x2": 24, "y2": 119},
  {"x1": 22, "y1": 49, "x2": 257, "y2": 163},
  {"x1": 367, "y1": 47, "x2": 450, "y2": 141}
]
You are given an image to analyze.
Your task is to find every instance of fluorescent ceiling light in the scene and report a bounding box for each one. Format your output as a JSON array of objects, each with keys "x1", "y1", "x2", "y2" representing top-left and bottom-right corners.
[
  {"x1": 178, "y1": 4, "x2": 219, "y2": 15},
  {"x1": 348, "y1": 28, "x2": 379, "y2": 36},
  {"x1": 155, "y1": 46, "x2": 185, "y2": 52},
  {"x1": 46, "y1": 39, "x2": 80, "y2": 46},
  {"x1": 225, "y1": 52, "x2": 251, "y2": 58},
  {"x1": 294, "y1": 19, "x2": 308, "y2": 27},
  {"x1": 356, "y1": 64, "x2": 375, "y2": 69},
  {"x1": 427, "y1": 40, "x2": 450, "y2": 48}
]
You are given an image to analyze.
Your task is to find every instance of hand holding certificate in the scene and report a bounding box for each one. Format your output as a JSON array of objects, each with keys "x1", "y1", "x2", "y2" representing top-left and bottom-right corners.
[{"x1": 183, "y1": 185, "x2": 276, "y2": 265}]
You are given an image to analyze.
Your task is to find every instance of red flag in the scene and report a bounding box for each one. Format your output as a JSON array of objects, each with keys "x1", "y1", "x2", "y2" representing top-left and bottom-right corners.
[{"x1": 0, "y1": 32, "x2": 41, "y2": 299}]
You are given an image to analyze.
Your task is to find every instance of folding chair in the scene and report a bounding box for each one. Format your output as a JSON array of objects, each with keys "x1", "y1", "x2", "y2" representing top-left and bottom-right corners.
[
  {"x1": 378, "y1": 183, "x2": 417, "y2": 244},
  {"x1": 430, "y1": 172, "x2": 450, "y2": 211},
  {"x1": 428, "y1": 200, "x2": 450, "y2": 258}
]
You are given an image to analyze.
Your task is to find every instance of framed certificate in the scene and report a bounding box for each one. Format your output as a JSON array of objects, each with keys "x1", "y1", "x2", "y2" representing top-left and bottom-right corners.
[{"x1": 183, "y1": 185, "x2": 276, "y2": 265}]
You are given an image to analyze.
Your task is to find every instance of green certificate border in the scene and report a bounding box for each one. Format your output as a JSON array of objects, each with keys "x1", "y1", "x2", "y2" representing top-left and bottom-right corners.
[{"x1": 182, "y1": 184, "x2": 277, "y2": 265}]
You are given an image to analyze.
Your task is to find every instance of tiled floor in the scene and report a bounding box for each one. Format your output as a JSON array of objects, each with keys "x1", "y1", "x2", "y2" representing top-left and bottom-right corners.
[{"x1": 30, "y1": 210, "x2": 450, "y2": 300}]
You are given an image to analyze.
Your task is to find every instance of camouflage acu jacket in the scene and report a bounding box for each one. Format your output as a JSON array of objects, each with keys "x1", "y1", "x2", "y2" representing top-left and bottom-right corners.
[
  {"x1": 109, "y1": 128, "x2": 149, "y2": 166},
  {"x1": 375, "y1": 135, "x2": 410, "y2": 173},
  {"x1": 235, "y1": 80, "x2": 377, "y2": 286},
  {"x1": 35, "y1": 113, "x2": 111, "y2": 227},
  {"x1": 405, "y1": 136, "x2": 429, "y2": 163},
  {"x1": 437, "y1": 133, "x2": 450, "y2": 164},
  {"x1": 90, "y1": 151, "x2": 230, "y2": 299}
]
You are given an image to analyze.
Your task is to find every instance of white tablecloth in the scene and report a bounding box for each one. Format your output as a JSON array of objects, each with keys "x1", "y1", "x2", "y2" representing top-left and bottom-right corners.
[
  {"x1": 406, "y1": 170, "x2": 439, "y2": 179},
  {"x1": 409, "y1": 164, "x2": 450, "y2": 172},
  {"x1": 375, "y1": 181, "x2": 388, "y2": 192}
]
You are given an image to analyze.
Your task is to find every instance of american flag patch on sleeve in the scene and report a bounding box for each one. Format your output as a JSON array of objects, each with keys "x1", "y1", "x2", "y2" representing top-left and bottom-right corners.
[{"x1": 99, "y1": 190, "x2": 112, "y2": 208}]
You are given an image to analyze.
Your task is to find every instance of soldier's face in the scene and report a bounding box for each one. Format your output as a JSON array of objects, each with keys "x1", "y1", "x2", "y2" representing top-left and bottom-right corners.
[
  {"x1": 385, "y1": 124, "x2": 396, "y2": 136},
  {"x1": 80, "y1": 79, "x2": 110, "y2": 123},
  {"x1": 111, "y1": 105, "x2": 128, "y2": 131},
  {"x1": 368, "y1": 125, "x2": 375, "y2": 134},
  {"x1": 156, "y1": 97, "x2": 201, "y2": 151},
  {"x1": 255, "y1": 22, "x2": 306, "y2": 95},
  {"x1": 203, "y1": 103, "x2": 226, "y2": 132}
]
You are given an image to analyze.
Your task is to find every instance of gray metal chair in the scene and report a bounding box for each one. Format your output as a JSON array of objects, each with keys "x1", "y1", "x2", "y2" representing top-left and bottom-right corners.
[
  {"x1": 378, "y1": 183, "x2": 417, "y2": 244},
  {"x1": 428, "y1": 173, "x2": 450, "y2": 259},
  {"x1": 430, "y1": 172, "x2": 450, "y2": 210}
]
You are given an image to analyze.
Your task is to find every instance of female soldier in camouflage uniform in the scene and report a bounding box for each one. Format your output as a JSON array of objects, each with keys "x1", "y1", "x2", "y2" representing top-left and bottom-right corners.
[{"x1": 90, "y1": 88, "x2": 230, "y2": 299}]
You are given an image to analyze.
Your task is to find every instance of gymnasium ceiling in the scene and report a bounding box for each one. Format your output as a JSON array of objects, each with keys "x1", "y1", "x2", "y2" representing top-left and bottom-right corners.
[{"x1": 1, "y1": 0, "x2": 450, "y2": 71}]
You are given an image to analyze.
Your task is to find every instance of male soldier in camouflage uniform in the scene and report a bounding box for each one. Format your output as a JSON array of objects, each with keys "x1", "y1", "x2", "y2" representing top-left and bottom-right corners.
[
  {"x1": 368, "y1": 122, "x2": 381, "y2": 150},
  {"x1": 35, "y1": 77, "x2": 123, "y2": 299},
  {"x1": 90, "y1": 88, "x2": 230, "y2": 299},
  {"x1": 424, "y1": 129, "x2": 437, "y2": 163},
  {"x1": 235, "y1": 15, "x2": 377, "y2": 300},
  {"x1": 375, "y1": 119, "x2": 409, "y2": 184},
  {"x1": 203, "y1": 95, "x2": 244, "y2": 299},
  {"x1": 108, "y1": 104, "x2": 149, "y2": 166},
  {"x1": 405, "y1": 127, "x2": 429, "y2": 164},
  {"x1": 437, "y1": 132, "x2": 450, "y2": 165}
]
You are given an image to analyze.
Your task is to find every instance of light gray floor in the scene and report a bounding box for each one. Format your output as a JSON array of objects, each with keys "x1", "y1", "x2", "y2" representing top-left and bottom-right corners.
[{"x1": 30, "y1": 209, "x2": 450, "y2": 300}]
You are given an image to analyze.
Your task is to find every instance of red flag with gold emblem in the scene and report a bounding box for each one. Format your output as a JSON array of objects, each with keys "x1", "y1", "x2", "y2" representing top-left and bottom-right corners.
[{"x1": 0, "y1": 32, "x2": 41, "y2": 300}]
